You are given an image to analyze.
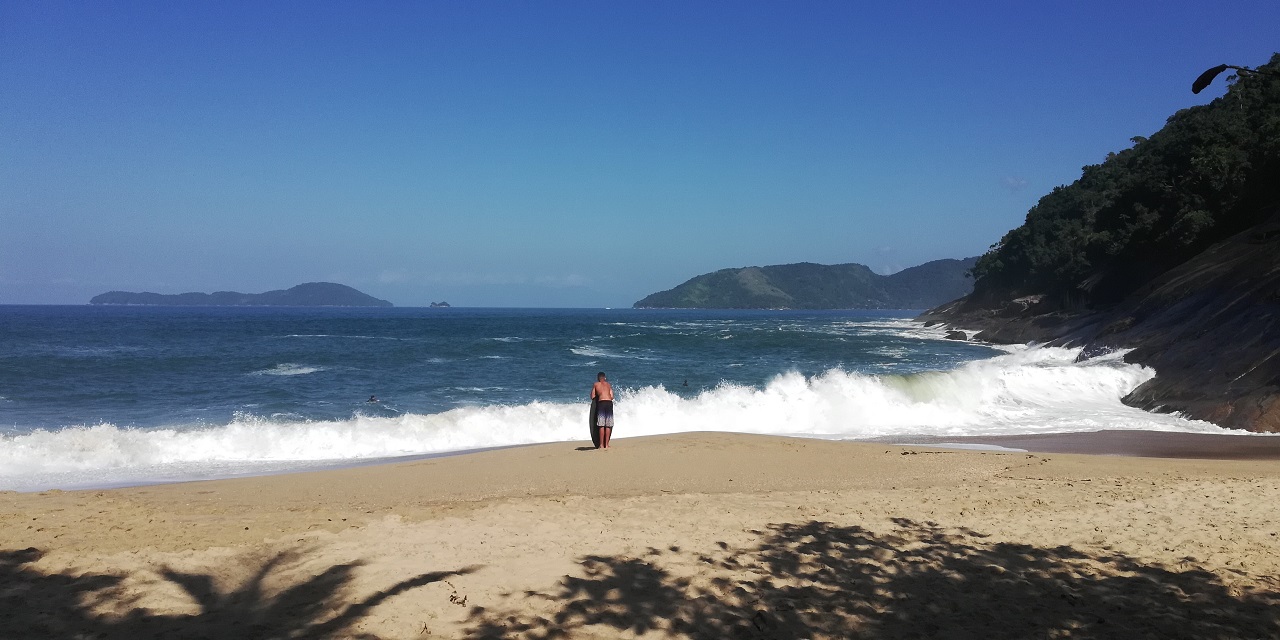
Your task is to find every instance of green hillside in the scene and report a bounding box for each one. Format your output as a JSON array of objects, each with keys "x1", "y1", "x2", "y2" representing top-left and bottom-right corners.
[
  {"x1": 634, "y1": 258, "x2": 976, "y2": 309},
  {"x1": 90, "y1": 282, "x2": 393, "y2": 307},
  {"x1": 926, "y1": 54, "x2": 1280, "y2": 432},
  {"x1": 969, "y1": 54, "x2": 1280, "y2": 307}
]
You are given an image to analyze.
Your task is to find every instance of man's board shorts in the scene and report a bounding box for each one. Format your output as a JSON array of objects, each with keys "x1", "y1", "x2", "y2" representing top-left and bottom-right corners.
[{"x1": 595, "y1": 400, "x2": 614, "y2": 428}]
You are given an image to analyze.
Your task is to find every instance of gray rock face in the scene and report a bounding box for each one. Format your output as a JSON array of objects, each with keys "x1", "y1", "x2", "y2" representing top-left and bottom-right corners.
[{"x1": 921, "y1": 210, "x2": 1280, "y2": 432}]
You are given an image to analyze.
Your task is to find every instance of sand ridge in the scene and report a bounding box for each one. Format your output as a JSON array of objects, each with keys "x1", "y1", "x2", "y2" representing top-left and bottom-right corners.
[{"x1": 3, "y1": 432, "x2": 1279, "y2": 638}]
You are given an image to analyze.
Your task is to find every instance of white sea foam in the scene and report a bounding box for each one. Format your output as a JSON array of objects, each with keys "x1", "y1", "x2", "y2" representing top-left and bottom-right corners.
[
  {"x1": 570, "y1": 345, "x2": 656, "y2": 360},
  {"x1": 56, "y1": 345, "x2": 147, "y2": 357},
  {"x1": 870, "y1": 346, "x2": 910, "y2": 359},
  {"x1": 905, "y1": 443, "x2": 1029, "y2": 453},
  {"x1": 0, "y1": 346, "x2": 1259, "y2": 491},
  {"x1": 249, "y1": 363, "x2": 324, "y2": 376},
  {"x1": 279, "y1": 334, "x2": 409, "y2": 341},
  {"x1": 845, "y1": 317, "x2": 956, "y2": 341}
]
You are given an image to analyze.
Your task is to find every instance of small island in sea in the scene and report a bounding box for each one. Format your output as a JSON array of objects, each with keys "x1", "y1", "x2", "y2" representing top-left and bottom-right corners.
[
  {"x1": 429, "y1": 301, "x2": 451, "y2": 308},
  {"x1": 89, "y1": 282, "x2": 393, "y2": 307},
  {"x1": 634, "y1": 257, "x2": 976, "y2": 309}
]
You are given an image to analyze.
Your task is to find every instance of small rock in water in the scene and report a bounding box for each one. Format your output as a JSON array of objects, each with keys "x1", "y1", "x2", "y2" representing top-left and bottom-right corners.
[
  {"x1": 944, "y1": 330, "x2": 968, "y2": 341},
  {"x1": 1075, "y1": 343, "x2": 1115, "y2": 362}
]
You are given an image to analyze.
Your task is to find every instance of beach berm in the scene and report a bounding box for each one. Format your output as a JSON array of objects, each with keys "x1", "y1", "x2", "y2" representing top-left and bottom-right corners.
[{"x1": 3, "y1": 432, "x2": 1279, "y2": 638}]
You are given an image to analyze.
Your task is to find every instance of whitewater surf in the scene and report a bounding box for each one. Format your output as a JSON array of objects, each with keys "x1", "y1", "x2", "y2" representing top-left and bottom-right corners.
[{"x1": 0, "y1": 306, "x2": 1249, "y2": 491}]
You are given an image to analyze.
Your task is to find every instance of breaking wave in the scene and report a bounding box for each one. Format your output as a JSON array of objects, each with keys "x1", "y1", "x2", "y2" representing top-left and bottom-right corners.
[
  {"x1": 249, "y1": 363, "x2": 324, "y2": 376},
  {"x1": 0, "y1": 346, "x2": 1245, "y2": 491}
]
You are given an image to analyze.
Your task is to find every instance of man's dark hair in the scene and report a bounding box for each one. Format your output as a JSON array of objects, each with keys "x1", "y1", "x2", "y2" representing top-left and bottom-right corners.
[{"x1": 597, "y1": 372, "x2": 607, "y2": 380}]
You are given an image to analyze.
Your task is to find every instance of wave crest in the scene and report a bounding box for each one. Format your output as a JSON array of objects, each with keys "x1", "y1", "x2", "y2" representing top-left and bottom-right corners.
[
  {"x1": 250, "y1": 363, "x2": 323, "y2": 376},
  {"x1": 0, "y1": 347, "x2": 1235, "y2": 490}
]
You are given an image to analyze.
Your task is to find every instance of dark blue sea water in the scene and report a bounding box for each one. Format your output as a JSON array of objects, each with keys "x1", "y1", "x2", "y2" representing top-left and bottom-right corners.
[{"x1": 0, "y1": 306, "x2": 1223, "y2": 491}]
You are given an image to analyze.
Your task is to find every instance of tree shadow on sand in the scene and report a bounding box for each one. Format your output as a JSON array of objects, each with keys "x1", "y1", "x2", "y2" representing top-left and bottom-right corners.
[
  {"x1": 0, "y1": 545, "x2": 478, "y2": 639},
  {"x1": 467, "y1": 518, "x2": 1280, "y2": 639}
]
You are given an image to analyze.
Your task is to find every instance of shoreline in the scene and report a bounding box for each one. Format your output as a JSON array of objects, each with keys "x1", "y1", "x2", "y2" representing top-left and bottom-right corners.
[
  {"x1": 13, "y1": 442, "x2": 540, "y2": 494},
  {"x1": 4, "y1": 431, "x2": 1279, "y2": 638},
  {"x1": 887, "y1": 428, "x2": 1280, "y2": 460},
  {"x1": 9, "y1": 427, "x2": 1280, "y2": 494}
]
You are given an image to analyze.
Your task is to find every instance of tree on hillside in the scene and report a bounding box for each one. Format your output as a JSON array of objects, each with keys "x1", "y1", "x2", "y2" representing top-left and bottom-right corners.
[{"x1": 970, "y1": 53, "x2": 1280, "y2": 307}]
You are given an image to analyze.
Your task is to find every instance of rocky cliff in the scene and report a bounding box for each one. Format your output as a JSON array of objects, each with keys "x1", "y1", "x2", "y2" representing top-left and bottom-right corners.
[
  {"x1": 922, "y1": 54, "x2": 1280, "y2": 432},
  {"x1": 921, "y1": 210, "x2": 1280, "y2": 431}
]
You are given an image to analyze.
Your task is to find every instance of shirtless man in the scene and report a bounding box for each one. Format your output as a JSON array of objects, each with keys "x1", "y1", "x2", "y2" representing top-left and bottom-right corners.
[{"x1": 591, "y1": 371, "x2": 614, "y2": 449}]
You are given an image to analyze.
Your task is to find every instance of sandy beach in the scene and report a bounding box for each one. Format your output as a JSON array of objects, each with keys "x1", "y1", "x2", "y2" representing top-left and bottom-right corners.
[{"x1": 3, "y1": 431, "x2": 1279, "y2": 639}]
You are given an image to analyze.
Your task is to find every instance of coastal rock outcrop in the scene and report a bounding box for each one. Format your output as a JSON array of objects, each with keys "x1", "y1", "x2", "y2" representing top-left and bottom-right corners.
[
  {"x1": 921, "y1": 211, "x2": 1280, "y2": 431},
  {"x1": 922, "y1": 54, "x2": 1280, "y2": 432}
]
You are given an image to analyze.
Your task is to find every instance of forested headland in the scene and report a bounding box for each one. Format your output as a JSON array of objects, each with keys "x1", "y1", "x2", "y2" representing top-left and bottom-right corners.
[
  {"x1": 925, "y1": 54, "x2": 1280, "y2": 431},
  {"x1": 634, "y1": 258, "x2": 976, "y2": 310}
]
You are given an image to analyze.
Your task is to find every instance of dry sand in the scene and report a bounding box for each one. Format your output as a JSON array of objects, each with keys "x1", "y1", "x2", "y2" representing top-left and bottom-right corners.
[{"x1": 3, "y1": 432, "x2": 1279, "y2": 639}]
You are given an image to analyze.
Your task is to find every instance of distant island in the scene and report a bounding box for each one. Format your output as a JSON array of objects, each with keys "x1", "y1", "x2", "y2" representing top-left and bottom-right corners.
[
  {"x1": 429, "y1": 301, "x2": 451, "y2": 308},
  {"x1": 90, "y1": 282, "x2": 393, "y2": 307},
  {"x1": 634, "y1": 258, "x2": 977, "y2": 309}
]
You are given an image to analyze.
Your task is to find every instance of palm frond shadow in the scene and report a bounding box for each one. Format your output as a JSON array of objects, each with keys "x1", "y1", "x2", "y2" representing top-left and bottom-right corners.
[
  {"x1": 0, "y1": 545, "x2": 478, "y2": 639},
  {"x1": 468, "y1": 518, "x2": 1280, "y2": 639}
]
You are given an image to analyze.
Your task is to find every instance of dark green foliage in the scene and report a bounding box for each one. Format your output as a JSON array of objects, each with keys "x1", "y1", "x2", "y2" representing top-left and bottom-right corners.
[
  {"x1": 971, "y1": 54, "x2": 1280, "y2": 306},
  {"x1": 634, "y1": 258, "x2": 976, "y2": 309}
]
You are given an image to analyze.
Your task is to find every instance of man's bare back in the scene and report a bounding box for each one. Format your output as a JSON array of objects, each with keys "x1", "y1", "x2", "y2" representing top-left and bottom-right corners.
[{"x1": 592, "y1": 380, "x2": 613, "y2": 401}]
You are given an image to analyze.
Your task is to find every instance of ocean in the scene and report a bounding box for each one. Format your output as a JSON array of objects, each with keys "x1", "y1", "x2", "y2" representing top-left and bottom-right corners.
[{"x1": 0, "y1": 305, "x2": 1236, "y2": 491}]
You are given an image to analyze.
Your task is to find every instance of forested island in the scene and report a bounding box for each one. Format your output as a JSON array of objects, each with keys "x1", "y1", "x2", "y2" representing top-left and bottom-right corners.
[
  {"x1": 90, "y1": 282, "x2": 393, "y2": 307},
  {"x1": 923, "y1": 54, "x2": 1280, "y2": 432},
  {"x1": 634, "y1": 258, "x2": 976, "y2": 309}
]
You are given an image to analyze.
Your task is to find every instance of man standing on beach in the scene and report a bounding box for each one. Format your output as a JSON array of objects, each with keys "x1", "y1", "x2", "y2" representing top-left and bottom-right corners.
[{"x1": 591, "y1": 372, "x2": 614, "y2": 449}]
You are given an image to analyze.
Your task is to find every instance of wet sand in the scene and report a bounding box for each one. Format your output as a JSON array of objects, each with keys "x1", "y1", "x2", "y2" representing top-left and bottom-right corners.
[
  {"x1": 894, "y1": 428, "x2": 1280, "y2": 459},
  {"x1": 3, "y1": 431, "x2": 1279, "y2": 638}
]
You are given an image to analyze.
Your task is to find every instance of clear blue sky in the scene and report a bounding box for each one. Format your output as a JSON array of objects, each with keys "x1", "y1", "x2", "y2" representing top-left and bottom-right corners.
[{"x1": 2, "y1": 1, "x2": 1277, "y2": 307}]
